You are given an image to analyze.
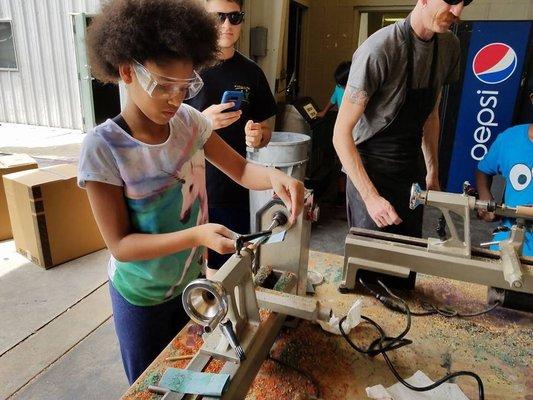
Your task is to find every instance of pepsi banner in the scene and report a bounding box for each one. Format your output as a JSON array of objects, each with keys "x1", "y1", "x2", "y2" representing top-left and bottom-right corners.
[{"x1": 446, "y1": 21, "x2": 532, "y2": 193}]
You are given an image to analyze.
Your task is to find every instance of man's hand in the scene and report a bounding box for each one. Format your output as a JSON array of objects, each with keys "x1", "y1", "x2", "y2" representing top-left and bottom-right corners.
[
  {"x1": 202, "y1": 103, "x2": 242, "y2": 130},
  {"x1": 245, "y1": 120, "x2": 263, "y2": 148},
  {"x1": 364, "y1": 194, "x2": 402, "y2": 228},
  {"x1": 426, "y1": 174, "x2": 441, "y2": 192}
]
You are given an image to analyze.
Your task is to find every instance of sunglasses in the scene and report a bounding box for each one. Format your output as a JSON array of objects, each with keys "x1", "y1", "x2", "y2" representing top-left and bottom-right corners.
[
  {"x1": 444, "y1": 0, "x2": 473, "y2": 5},
  {"x1": 214, "y1": 11, "x2": 245, "y2": 25},
  {"x1": 132, "y1": 60, "x2": 204, "y2": 100}
]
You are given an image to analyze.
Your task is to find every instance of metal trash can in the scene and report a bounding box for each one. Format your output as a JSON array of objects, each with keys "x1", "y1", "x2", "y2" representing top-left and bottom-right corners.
[
  {"x1": 247, "y1": 131, "x2": 310, "y2": 231},
  {"x1": 276, "y1": 100, "x2": 339, "y2": 197},
  {"x1": 277, "y1": 104, "x2": 312, "y2": 134}
]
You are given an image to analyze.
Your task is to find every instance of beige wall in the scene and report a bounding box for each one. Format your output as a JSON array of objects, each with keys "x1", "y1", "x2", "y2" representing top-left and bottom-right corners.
[
  {"x1": 200, "y1": 0, "x2": 287, "y2": 95},
  {"x1": 462, "y1": 0, "x2": 533, "y2": 20},
  {"x1": 300, "y1": 0, "x2": 533, "y2": 107},
  {"x1": 245, "y1": 0, "x2": 288, "y2": 95},
  {"x1": 219, "y1": 0, "x2": 533, "y2": 108}
]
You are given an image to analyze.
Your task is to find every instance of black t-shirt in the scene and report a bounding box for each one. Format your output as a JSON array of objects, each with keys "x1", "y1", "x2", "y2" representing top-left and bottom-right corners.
[{"x1": 187, "y1": 51, "x2": 277, "y2": 209}]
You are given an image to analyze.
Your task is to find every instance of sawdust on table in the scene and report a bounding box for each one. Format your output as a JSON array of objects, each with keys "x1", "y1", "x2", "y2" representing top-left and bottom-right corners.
[{"x1": 123, "y1": 250, "x2": 533, "y2": 400}]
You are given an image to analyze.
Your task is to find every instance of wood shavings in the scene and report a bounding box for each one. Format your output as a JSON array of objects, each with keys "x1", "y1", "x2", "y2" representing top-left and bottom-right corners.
[{"x1": 122, "y1": 251, "x2": 532, "y2": 400}]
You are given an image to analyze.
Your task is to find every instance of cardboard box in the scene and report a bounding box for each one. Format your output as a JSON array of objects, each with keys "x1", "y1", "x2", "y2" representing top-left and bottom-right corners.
[
  {"x1": 0, "y1": 154, "x2": 38, "y2": 240},
  {"x1": 3, "y1": 164, "x2": 106, "y2": 268}
]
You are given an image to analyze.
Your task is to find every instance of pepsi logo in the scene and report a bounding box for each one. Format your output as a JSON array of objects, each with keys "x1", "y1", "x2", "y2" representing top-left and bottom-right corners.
[{"x1": 472, "y1": 43, "x2": 517, "y2": 85}]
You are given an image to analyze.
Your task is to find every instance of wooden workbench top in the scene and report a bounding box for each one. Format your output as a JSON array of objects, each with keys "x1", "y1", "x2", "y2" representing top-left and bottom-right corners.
[{"x1": 122, "y1": 250, "x2": 532, "y2": 400}]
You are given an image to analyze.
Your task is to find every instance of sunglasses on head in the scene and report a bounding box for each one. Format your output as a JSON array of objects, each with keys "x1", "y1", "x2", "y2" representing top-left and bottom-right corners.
[
  {"x1": 444, "y1": 0, "x2": 473, "y2": 5},
  {"x1": 215, "y1": 11, "x2": 245, "y2": 25}
]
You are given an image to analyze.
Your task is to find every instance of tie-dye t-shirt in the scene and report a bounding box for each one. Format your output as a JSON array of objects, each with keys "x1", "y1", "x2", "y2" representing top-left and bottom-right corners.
[{"x1": 78, "y1": 104, "x2": 211, "y2": 306}]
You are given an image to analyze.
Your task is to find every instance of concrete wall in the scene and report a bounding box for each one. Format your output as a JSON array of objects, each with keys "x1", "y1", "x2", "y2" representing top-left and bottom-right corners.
[{"x1": 301, "y1": 0, "x2": 533, "y2": 107}]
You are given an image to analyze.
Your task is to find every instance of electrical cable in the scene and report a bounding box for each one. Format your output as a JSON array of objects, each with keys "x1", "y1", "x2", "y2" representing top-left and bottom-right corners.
[
  {"x1": 358, "y1": 277, "x2": 501, "y2": 318},
  {"x1": 357, "y1": 278, "x2": 434, "y2": 316},
  {"x1": 339, "y1": 280, "x2": 485, "y2": 400},
  {"x1": 268, "y1": 355, "x2": 321, "y2": 398},
  {"x1": 419, "y1": 300, "x2": 501, "y2": 317}
]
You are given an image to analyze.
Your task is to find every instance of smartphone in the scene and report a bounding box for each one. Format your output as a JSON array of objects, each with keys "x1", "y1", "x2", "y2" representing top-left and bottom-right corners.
[{"x1": 221, "y1": 90, "x2": 244, "y2": 111}]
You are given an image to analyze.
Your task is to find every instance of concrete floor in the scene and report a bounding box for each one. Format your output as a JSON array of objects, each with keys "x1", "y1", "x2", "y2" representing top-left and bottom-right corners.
[
  {"x1": 0, "y1": 123, "x2": 498, "y2": 399},
  {"x1": 0, "y1": 241, "x2": 128, "y2": 400},
  {"x1": 11, "y1": 320, "x2": 126, "y2": 400},
  {"x1": 0, "y1": 124, "x2": 128, "y2": 399}
]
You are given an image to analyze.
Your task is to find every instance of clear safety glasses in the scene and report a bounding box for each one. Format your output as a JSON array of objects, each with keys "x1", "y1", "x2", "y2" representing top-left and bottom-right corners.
[{"x1": 132, "y1": 60, "x2": 204, "y2": 100}]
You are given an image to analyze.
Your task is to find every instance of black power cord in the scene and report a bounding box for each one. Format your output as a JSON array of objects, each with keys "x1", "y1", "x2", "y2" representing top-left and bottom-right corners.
[
  {"x1": 358, "y1": 278, "x2": 501, "y2": 318},
  {"x1": 339, "y1": 280, "x2": 485, "y2": 400}
]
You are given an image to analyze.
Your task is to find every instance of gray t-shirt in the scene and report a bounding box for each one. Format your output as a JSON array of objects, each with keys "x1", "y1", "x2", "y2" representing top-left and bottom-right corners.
[{"x1": 348, "y1": 19, "x2": 461, "y2": 144}]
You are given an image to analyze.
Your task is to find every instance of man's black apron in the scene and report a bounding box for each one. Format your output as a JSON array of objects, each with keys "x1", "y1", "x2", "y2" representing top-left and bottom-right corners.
[{"x1": 347, "y1": 16, "x2": 440, "y2": 239}]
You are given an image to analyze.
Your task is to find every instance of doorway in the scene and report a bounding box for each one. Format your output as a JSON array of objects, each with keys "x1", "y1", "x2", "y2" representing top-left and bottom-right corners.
[
  {"x1": 72, "y1": 14, "x2": 121, "y2": 131},
  {"x1": 285, "y1": 1, "x2": 307, "y2": 103},
  {"x1": 358, "y1": 10, "x2": 410, "y2": 47}
]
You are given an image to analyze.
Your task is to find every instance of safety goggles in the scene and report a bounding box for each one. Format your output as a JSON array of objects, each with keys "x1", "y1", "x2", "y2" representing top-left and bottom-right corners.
[
  {"x1": 132, "y1": 60, "x2": 204, "y2": 100},
  {"x1": 444, "y1": 0, "x2": 473, "y2": 5},
  {"x1": 214, "y1": 11, "x2": 245, "y2": 25}
]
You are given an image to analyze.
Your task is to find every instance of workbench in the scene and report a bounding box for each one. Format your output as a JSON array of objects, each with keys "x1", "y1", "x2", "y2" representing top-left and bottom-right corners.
[{"x1": 121, "y1": 250, "x2": 532, "y2": 400}]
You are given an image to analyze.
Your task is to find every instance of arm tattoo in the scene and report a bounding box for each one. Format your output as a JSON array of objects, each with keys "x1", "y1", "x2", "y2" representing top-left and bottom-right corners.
[{"x1": 346, "y1": 85, "x2": 369, "y2": 106}]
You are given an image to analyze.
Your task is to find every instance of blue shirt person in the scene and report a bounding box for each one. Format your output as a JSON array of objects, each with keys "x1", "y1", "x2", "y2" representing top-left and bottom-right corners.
[
  {"x1": 330, "y1": 84, "x2": 345, "y2": 109},
  {"x1": 476, "y1": 124, "x2": 533, "y2": 256},
  {"x1": 316, "y1": 61, "x2": 351, "y2": 119}
]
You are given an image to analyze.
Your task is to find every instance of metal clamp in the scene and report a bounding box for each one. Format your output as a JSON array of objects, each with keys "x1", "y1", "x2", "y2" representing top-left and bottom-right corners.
[{"x1": 234, "y1": 210, "x2": 289, "y2": 255}]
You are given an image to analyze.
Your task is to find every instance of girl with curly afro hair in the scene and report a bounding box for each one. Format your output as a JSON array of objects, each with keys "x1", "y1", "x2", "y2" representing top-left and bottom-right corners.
[{"x1": 77, "y1": 0, "x2": 304, "y2": 384}]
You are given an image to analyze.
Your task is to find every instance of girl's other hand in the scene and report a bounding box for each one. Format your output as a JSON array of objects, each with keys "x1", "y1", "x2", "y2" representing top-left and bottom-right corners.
[{"x1": 268, "y1": 169, "x2": 305, "y2": 224}]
